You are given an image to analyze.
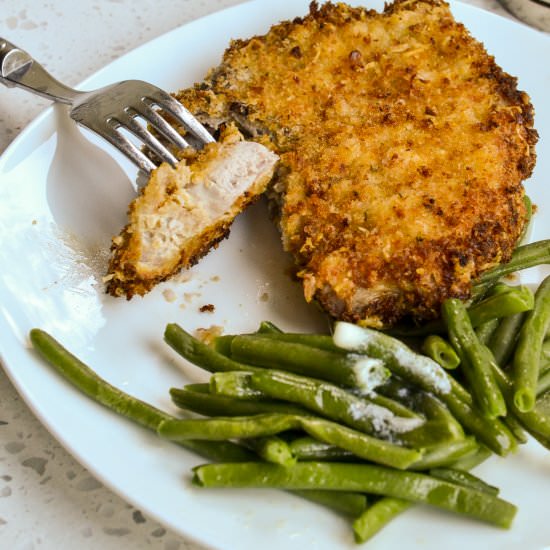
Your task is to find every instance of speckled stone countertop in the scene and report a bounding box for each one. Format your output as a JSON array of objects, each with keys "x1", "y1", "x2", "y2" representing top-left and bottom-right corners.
[{"x1": 0, "y1": 1, "x2": 519, "y2": 549}]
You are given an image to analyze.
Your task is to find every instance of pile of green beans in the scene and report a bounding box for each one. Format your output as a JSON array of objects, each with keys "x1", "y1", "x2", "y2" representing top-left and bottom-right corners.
[
  {"x1": 28, "y1": 270, "x2": 550, "y2": 546},
  {"x1": 161, "y1": 318, "x2": 526, "y2": 541},
  {"x1": 166, "y1": 276, "x2": 550, "y2": 543}
]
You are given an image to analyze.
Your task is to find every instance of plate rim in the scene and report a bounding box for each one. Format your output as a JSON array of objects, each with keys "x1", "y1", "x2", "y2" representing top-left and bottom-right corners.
[{"x1": 1, "y1": 1, "x2": 550, "y2": 549}]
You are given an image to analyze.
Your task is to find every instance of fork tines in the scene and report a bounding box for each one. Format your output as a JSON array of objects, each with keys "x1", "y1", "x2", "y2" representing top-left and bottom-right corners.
[{"x1": 71, "y1": 80, "x2": 215, "y2": 174}]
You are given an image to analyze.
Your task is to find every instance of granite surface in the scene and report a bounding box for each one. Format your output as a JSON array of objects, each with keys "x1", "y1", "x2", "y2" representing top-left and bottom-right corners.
[{"x1": 0, "y1": 1, "x2": 524, "y2": 549}]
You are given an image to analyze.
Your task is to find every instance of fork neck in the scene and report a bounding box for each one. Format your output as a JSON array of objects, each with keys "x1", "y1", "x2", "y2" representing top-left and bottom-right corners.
[{"x1": 0, "y1": 38, "x2": 82, "y2": 104}]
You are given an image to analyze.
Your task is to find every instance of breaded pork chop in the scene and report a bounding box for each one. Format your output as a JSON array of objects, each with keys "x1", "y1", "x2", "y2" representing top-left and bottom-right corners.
[
  {"x1": 106, "y1": 125, "x2": 278, "y2": 298},
  {"x1": 175, "y1": 0, "x2": 538, "y2": 326}
]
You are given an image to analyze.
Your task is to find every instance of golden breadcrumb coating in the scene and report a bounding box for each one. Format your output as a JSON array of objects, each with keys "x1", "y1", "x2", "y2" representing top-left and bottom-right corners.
[
  {"x1": 176, "y1": 0, "x2": 538, "y2": 326},
  {"x1": 106, "y1": 124, "x2": 278, "y2": 298}
]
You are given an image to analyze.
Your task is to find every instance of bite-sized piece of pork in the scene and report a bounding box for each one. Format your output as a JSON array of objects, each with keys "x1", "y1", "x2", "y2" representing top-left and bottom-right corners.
[{"x1": 106, "y1": 125, "x2": 278, "y2": 298}]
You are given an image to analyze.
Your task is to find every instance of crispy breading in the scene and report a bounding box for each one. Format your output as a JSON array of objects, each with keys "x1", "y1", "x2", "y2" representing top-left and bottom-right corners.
[
  {"x1": 176, "y1": 0, "x2": 538, "y2": 326},
  {"x1": 106, "y1": 125, "x2": 278, "y2": 298}
]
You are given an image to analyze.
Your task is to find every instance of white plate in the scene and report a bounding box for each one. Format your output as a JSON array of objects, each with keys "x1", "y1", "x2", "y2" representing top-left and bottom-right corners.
[{"x1": 1, "y1": 1, "x2": 550, "y2": 549}]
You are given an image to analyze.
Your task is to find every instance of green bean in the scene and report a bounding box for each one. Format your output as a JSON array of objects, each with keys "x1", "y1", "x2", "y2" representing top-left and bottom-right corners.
[
  {"x1": 191, "y1": 451, "x2": 374, "y2": 517},
  {"x1": 212, "y1": 334, "x2": 234, "y2": 356},
  {"x1": 421, "y1": 389, "x2": 464, "y2": 430},
  {"x1": 467, "y1": 285, "x2": 534, "y2": 328},
  {"x1": 159, "y1": 413, "x2": 295, "y2": 440},
  {"x1": 475, "y1": 319, "x2": 500, "y2": 346},
  {"x1": 491, "y1": 363, "x2": 550, "y2": 440},
  {"x1": 439, "y1": 387, "x2": 515, "y2": 456},
  {"x1": 521, "y1": 391, "x2": 550, "y2": 452},
  {"x1": 255, "y1": 319, "x2": 344, "y2": 350},
  {"x1": 429, "y1": 468, "x2": 499, "y2": 496},
  {"x1": 541, "y1": 339, "x2": 550, "y2": 365},
  {"x1": 478, "y1": 239, "x2": 550, "y2": 284},
  {"x1": 276, "y1": 333, "x2": 343, "y2": 352},
  {"x1": 537, "y1": 370, "x2": 550, "y2": 396},
  {"x1": 30, "y1": 329, "x2": 172, "y2": 430},
  {"x1": 164, "y1": 323, "x2": 263, "y2": 374},
  {"x1": 230, "y1": 334, "x2": 390, "y2": 392},
  {"x1": 412, "y1": 391, "x2": 464, "y2": 439},
  {"x1": 209, "y1": 371, "x2": 264, "y2": 400},
  {"x1": 470, "y1": 280, "x2": 497, "y2": 302},
  {"x1": 377, "y1": 378, "x2": 442, "y2": 418},
  {"x1": 421, "y1": 335, "x2": 461, "y2": 369},
  {"x1": 512, "y1": 276, "x2": 550, "y2": 412},
  {"x1": 442, "y1": 299, "x2": 506, "y2": 419},
  {"x1": 538, "y1": 346, "x2": 550, "y2": 395},
  {"x1": 181, "y1": 383, "x2": 210, "y2": 393},
  {"x1": 353, "y1": 443, "x2": 493, "y2": 543},
  {"x1": 209, "y1": 371, "x2": 258, "y2": 398},
  {"x1": 170, "y1": 385, "x2": 308, "y2": 417},
  {"x1": 217, "y1": 329, "x2": 344, "y2": 357},
  {"x1": 489, "y1": 283, "x2": 516, "y2": 296},
  {"x1": 289, "y1": 437, "x2": 355, "y2": 461},
  {"x1": 378, "y1": 380, "x2": 465, "y2": 444},
  {"x1": 489, "y1": 312, "x2": 527, "y2": 367},
  {"x1": 518, "y1": 195, "x2": 533, "y2": 245},
  {"x1": 448, "y1": 445, "x2": 493, "y2": 471},
  {"x1": 470, "y1": 281, "x2": 520, "y2": 315},
  {"x1": 256, "y1": 321, "x2": 284, "y2": 334},
  {"x1": 533, "y1": 388, "x2": 550, "y2": 416},
  {"x1": 400, "y1": 420, "x2": 466, "y2": 449},
  {"x1": 245, "y1": 436, "x2": 296, "y2": 467},
  {"x1": 290, "y1": 436, "x2": 478, "y2": 467},
  {"x1": 293, "y1": 490, "x2": 367, "y2": 517},
  {"x1": 353, "y1": 497, "x2": 414, "y2": 543},
  {"x1": 472, "y1": 280, "x2": 519, "y2": 302},
  {"x1": 427, "y1": 375, "x2": 515, "y2": 455},
  {"x1": 409, "y1": 437, "x2": 479, "y2": 471},
  {"x1": 192, "y1": 462, "x2": 517, "y2": 528},
  {"x1": 470, "y1": 282, "x2": 515, "y2": 307},
  {"x1": 158, "y1": 414, "x2": 422, "y2": 469},
  {"x1": 366, "y1": 392, "x2": 421, "y2": 419},
  {"x1": 29, "y1": 329, "x2": 256, "y2": 462},
  {"x1": 250, "y1": 332, "x2": 344, "y2": 353},
  {"x1": 502, "y1": 414, "x2": 529, "y2": 445},
  {"x1": 175, "y1": 385, "x2": 311, "y2": 458}
]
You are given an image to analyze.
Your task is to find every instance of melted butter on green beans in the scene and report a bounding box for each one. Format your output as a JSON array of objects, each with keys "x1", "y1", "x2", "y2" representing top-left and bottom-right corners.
[
  {"x1": 333, "y1": 322, "x2": 453, "y2": 395},
  {"x1": 347, "y1": 355, "x2": 389, "y2": 392}
]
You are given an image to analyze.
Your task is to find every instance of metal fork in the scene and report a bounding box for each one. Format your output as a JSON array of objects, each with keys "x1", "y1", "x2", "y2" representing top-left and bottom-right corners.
[{"x1": 0, "y1": 38, "x2": 215, "y2": 173}]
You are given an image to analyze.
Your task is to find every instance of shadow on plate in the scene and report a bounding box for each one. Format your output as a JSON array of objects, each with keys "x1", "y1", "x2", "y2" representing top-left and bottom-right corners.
[{"x1": 46, "y1": 104, "x2": 136, "y2": 246}]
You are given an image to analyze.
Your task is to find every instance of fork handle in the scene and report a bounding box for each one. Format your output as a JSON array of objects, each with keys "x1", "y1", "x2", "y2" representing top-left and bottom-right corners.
[{"x1": 0, "y1": 37, "x2": 82, "y2": 104}]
